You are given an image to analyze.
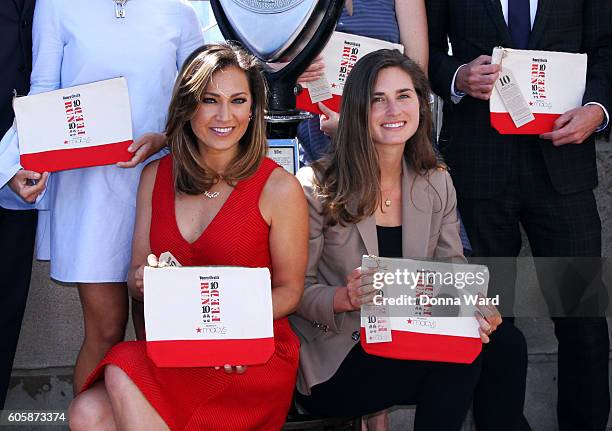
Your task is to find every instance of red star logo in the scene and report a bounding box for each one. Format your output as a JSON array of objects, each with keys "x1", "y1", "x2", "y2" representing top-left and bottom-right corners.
[
  {"x1": 529, "y1": 101, "x2": 534, "y2": 106},
  {"x1": 196, "y1": 327, "x2": 202, "y2": 333},
  {"x1": 331, "y1": 83, "x2": 337, "y2": 88},
  {"x1": 407, "y1": 319, "x2": 412, "y2": 324},
  {"x1": 64, "y1": 140, "x2": 68, "y2": 144}
]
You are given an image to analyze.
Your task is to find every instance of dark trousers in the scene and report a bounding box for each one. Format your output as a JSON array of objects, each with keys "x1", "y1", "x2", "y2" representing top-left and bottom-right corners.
[
  {"x1": 0, "y1": 207, "x2": 37, "y2": 409},
  {"x1": 458, "y1": 142, "x2": 610, "y2": 431},
  {"x1": 297, "y1": 344, "x2": 482, "y2": 431}
]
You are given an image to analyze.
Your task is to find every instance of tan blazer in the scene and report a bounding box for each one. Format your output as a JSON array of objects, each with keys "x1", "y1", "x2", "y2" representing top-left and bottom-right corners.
[{"x1": 290, "y1": 162, "x2": 465, "y2": 395}]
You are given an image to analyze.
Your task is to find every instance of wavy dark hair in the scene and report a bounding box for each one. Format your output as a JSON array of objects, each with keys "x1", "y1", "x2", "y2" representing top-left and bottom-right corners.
[
  {"x1": 312, "y1": 49, "x2": 438, "y2": 226},
  {"x1": 165, "y1": 43, "x2": 268, "y2": 195}
]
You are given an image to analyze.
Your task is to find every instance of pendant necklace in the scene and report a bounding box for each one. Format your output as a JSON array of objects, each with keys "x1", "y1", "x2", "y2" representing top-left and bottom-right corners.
[
  {"x1": 381, "y1": 177, "x2": 401, "y2": 208},
  {"x1": 113, "y1": 0, "x2": 129, "y2": 18},
  {"x1": 204, "y1": 191, "x2": 220, "y2": 199}
]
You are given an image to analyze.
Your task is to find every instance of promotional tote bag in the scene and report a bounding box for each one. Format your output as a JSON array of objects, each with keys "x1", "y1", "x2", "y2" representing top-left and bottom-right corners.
[
  {"x1": 144, "y1": 265, "x2": 275, "y2": 368},
  {"x1": 360, "y1": 256, "x2": 490, "y2": 364},
  {"x1": 490, "y1": 47, "x2": 587, "y2": 134},
  {"x1": 296, "y1": 31, "x2": 403, "y2": 115},
  {"x1": 14, "y1": 77, "x2": 133, "y2": 172}
]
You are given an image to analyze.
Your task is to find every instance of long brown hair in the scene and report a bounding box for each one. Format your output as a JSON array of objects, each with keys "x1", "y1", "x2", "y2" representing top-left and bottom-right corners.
[
  {"x1": 165, "y1": 43, "x2": 268, "y2": 195},
  {"x1": 313, "y1": 49, "x2": 438, "y2": 226}
]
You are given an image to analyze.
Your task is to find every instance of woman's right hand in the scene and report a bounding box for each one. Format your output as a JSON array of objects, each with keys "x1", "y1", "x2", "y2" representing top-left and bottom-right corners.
[
  {"x1": 334, "y1": 267, "x2": 378, "y2": 312},
  {"x1": 130, "y1": 254, "x2": 166, "y2": 301},
  {"x1": 8, "y1": 169, "x2": 49, "y2": 203},
  {"x1": 318, "y1": 103, "x2": 340, "y2": 138}
]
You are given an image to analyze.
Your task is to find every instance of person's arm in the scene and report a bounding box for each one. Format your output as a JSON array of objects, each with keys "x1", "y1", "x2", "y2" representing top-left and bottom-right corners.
[
  {"x1": 126, "y1": 159, "x2": 158, "y2": 339},
  {"x1": 295, "y1": 167, "x2": 347, "y2": 332},
  {"x1": 260, "y1": 167, "x2": 309, "y2": 320},
  {"x1": 1, "y1": 0, "x2": 65, "y2": 198},
  {"x1": 539, "y1": 0, "x2": 612, "y2": 145},
  {"x1": 426, "y1": 0, "x2": 464, "y2": 100},
  {"x1": 117, "y1": 3, "x2": 205, "y2": 169},
  {"x1": 177, "y1": 0, "x2": 205, "y2": 69},
  {"x1": 432, "y1": 169, "x2": 465, "y2": 261},
  {"x1": 293, "y1": 167, "x2": 376, "y2": 330},
  {"x1": 581, "y1": 0, "x2": 612, "y2": 126},
  {"x1": 425, "y1": 1, "x2": 499, "y2": 102},
  {"x1": 432, "y1": 169, "x2": 502, "y2": 342},
  {"x1": 127, "y1": 160, "x2": 158, "y2": 303},
  {"x1": 396, "y1": 0, "x2": 429, "y2": 74}
]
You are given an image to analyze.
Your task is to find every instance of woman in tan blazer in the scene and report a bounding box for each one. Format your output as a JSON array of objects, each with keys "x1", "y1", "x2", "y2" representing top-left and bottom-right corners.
[{"x1": 290, "y1": 50, "x2": 505, "y2": 430}]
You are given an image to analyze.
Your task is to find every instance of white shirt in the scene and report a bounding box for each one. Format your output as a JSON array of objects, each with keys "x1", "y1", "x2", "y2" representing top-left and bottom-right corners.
[{"x1": 449, "y1": 0, "x2": 609, "y2": 130}]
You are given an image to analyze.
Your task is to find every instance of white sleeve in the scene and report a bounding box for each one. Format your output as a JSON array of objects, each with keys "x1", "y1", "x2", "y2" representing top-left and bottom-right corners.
[
  {"x1": 584, "y1": 102, "x2": 610, "y2": 132},
  {"x1": 177, "y1": 0, "x2": 205, "y2": 70},
  {"x1": 450, "y1": 64, "x2": 467, "y2": 104},
  {"x1": 30, "y1": 0, "x2": 64, "y2": 96}
]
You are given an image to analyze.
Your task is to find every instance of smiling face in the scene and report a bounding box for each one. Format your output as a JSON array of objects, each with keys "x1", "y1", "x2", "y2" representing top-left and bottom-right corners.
[
  {"x1": 368, "y1": 66, "x2": 420, "y2": 149},
  {"x1": 190, "y1": 65, "x2": 253, "y2": 157}
]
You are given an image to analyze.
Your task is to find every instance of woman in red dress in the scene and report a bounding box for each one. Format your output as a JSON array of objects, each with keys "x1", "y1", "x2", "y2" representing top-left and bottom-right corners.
[{"x1": 68, "y1": 43, "x2": 309, "y2": 431}]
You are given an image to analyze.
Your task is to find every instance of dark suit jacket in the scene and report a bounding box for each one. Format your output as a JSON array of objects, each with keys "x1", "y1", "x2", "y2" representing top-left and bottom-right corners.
[
  {"x1": 426, "y1": 0, "x2": 612, "y2": 199},
  {"x1": 1, "y1": 0, "x2": 35, "y2": 135}
]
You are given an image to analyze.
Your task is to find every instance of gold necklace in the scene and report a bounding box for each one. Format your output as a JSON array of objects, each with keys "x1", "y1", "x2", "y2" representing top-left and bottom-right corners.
[{"x1": 381, "y1": 178, "x2": 401, "y2": 208}]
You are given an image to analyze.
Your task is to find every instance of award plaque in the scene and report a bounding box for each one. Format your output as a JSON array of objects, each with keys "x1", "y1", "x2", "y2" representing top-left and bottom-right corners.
[{"x1": 212, "y1": 0, "x2": 344, "y2": 137}]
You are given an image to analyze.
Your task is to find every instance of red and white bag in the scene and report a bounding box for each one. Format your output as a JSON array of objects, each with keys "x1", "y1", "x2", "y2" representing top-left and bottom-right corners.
[
  {"x1": 144, "y1": 265, "x2": 274, "y2": 368},
  {"x1": 360, "y1": 256, "x2": 489, "y2": 364},
  {"x1": 490, "y1": 47, "x2": 587, "y2": 134},
  {"x1": 14, "y1": 77, "x2": 133, "y2": 172},
  {"x1": 296, "y1": 31, "x2": 403, "y2": 115}
]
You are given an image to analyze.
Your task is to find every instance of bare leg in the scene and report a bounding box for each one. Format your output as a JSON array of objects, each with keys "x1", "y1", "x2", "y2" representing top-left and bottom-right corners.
[
  {"x1": 69, "y1": 381, "x2": 117, "y2": 431},
  {"x1": 74, "y1": 283, "x2": 128, "y2": 394},
  {"x1": 361, "y1": 410, "x2": 388, "y2": 431},
  {"x1": 131, "y1": 299, "x2": 146, "y2": 340},
  {"x1": 104, "y1": 365, "x2": 170, "y2": 430}
]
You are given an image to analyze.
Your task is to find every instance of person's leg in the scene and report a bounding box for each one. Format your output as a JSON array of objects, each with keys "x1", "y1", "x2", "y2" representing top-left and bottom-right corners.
[
  {"x1": 362, "y1": 411, "x2": 388, "y2": 431},
  {"x1": 458, "y1": 194, "x2": 529, "y2": 431},
  {"x1": 521, "y1": 186, "x2": 609, "y2": 431},
  {"x1": 414, "y1": 357, "x2": 482, "y2": 430},
  {"x1": 0, "y1": 208, "x2": 37, "y2": 408},
  {"x1": 104, "y1": 365, "x2": 170, "y2": 431},
  {"x1": 73, "y1": 283, "x2": 128, "y2": 393},
  {"x1": 131, "y1": 299, "x2": 146, "y2": 340},
  {"x1": 296, "y1": 344, "x2": 426, "y2": 418},
  {"x1": 471, "y1": 321, "x2": 528, "y2": 431},
  {"x1": 297, "y1": 344, "x2": 480, "y2": 431},
  {"x1": 69, "y1": 381, "x2": 117, "y2": 431}
]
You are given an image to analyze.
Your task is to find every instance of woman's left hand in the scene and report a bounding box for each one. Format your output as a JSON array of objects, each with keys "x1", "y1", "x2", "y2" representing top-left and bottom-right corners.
[
  {"x1": 475, "y1": 297, "x2": 502, "y2": 343},
  {"x1": 297, "y1": 55, "x2": 325, "y2": 84},
  {"x1": 215, "y1": 365, "x2": 247, "y2": 374},
  {"x1": 117, "y1": 132, "x2": 166, "y2": 168}
]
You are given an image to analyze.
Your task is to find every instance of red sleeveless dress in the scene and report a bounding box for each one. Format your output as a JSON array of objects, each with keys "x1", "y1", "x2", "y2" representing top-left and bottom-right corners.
[{"x1": 84, "y1": 156, "x2": 300, "y2": 431}]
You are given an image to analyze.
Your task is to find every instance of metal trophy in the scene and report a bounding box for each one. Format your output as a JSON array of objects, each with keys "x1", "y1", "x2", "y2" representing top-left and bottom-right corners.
[{"x1": 212, "y1": 0, "x2": 343, "y2": 171}]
